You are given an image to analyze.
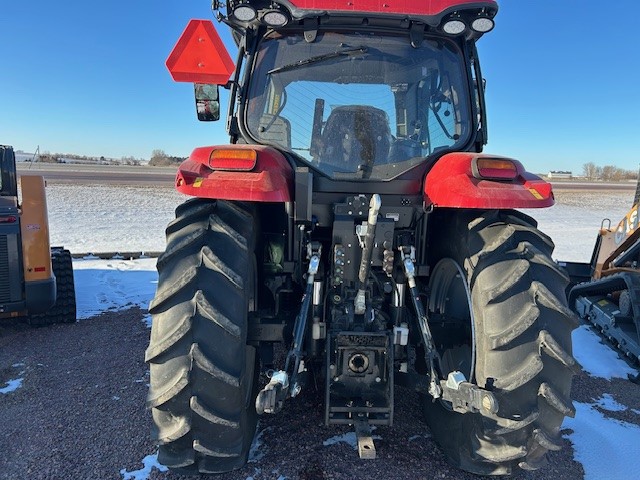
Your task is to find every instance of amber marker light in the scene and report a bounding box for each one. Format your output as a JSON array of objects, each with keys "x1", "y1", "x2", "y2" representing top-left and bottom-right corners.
[
  {"x1": 472, "y1": 158, "x2": 518, "y2": 180},
  {"x1": 209, "y1": 148, "x2": 258, "y2": 171}
]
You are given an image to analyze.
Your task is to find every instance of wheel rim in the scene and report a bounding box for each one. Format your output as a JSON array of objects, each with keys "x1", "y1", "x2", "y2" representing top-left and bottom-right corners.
[{"x1": 428, "y1": 258, "x2": 475, "y2": 383}]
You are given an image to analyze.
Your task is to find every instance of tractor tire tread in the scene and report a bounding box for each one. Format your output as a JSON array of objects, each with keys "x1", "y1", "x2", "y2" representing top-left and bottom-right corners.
[
  {"x1": 147, "y1": 199, "x2": 257, "y2": 475},
  {"x1": 425, "y1": 211, "x2": 577, "y2": 476}
]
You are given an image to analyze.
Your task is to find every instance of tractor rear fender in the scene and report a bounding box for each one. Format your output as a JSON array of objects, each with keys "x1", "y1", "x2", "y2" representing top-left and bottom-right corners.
[
  {"x1": 175, "y1": 145, "x2": 294, "y2": 202},
  {"x1": 424, "y1": 152, "x2": 554, "y2": 209}
]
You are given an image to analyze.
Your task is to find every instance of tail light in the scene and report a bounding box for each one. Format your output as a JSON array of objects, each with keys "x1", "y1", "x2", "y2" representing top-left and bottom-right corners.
[
  {"x1": 472, "y1": 158, "x2": 519, "y2": 180},
  {"x1": 209, "y1": 148, "x2": 257, "y2": 171},
  {"x1": 0, "y1": 215, "x2": 17, "y2": 224}
]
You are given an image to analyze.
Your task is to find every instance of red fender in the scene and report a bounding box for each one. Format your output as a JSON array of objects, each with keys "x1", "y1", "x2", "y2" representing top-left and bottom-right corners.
[
  {"x1": 176, "y1": 145, "x2": 294, "y2": 202},
  {"x1": 424, "y1": 152, "x2": 554, "y2": 209}
]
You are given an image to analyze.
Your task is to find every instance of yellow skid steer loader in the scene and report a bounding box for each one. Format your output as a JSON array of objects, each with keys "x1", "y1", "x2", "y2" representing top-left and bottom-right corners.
[{"x1": 0, "y1": 145, "x2": 75, "y2": 325}]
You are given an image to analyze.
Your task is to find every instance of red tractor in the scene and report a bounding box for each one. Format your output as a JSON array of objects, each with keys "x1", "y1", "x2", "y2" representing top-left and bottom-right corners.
[{"x1": 146, "y1": 1, "x2": 578, "y2": 475}]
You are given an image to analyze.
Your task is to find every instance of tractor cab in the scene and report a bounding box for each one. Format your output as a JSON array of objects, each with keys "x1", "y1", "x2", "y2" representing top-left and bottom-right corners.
[{"x1": 169, "y1": 0, "x2": 497, "y2": 181}]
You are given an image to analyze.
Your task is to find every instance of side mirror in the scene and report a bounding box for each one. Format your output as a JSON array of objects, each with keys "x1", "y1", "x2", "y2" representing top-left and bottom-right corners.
[{"x1": 194, "y1": 83, "x2": 220, "y2": 122}]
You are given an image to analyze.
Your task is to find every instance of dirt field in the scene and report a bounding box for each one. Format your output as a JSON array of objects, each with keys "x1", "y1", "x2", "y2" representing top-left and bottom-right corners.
[{"x1": 1, "y1": 308, "x2": 638, "y2": 480}]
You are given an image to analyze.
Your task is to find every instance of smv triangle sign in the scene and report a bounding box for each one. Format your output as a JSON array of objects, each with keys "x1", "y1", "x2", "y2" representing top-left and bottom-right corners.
[{"x1": 166, "y1": 19, "x2": 235, "y2": 84}]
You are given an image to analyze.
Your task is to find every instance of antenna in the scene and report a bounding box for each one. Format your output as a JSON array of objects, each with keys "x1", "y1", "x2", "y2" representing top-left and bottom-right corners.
[{"x1": 28, "y1": 145, "x2": 40, "y2": 169}]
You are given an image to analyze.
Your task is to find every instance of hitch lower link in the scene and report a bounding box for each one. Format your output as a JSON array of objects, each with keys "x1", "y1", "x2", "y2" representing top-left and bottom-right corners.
[
  {"x1": 440, "y1": 371, "x2": 498, "y2": 415},
  {"x1": 255, "y1": 243, "x2": 322, "y2": 415},
  {"x1": 400, "y1": 247, "x2": 498, "y2": 415}
]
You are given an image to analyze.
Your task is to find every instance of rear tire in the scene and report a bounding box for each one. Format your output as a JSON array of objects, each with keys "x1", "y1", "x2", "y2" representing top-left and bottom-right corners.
[
  {"x1": 424, "y1": 211, "x2": 578, "y2": 475},
  {"x1": 29, "y1": 248, "x2": 76, "y2": 326},
  {"x1": 146, "y1": 198, "x2": 259, "y2": 474}
]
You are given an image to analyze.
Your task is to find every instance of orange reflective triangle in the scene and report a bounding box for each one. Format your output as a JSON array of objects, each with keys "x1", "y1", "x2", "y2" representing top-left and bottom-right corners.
[{"x1": 166, "y1": 19, "x2": 235, "y2": 84}]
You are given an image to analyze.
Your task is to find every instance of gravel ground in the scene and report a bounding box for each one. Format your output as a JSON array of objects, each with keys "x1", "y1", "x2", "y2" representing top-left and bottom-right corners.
[{"x1": 1, "y1": 309, "x2": 638, "y2": 480}]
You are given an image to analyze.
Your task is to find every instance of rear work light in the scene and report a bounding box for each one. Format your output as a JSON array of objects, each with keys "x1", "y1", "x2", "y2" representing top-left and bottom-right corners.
[
  {"x1": 472, "y1": 158, "x2": 519, "y2": 180},
  {"x1": 471, "y1": 17, "x2": 495, "y2": 33},
  {"x1": 232, "y1": 4, "x2": 257, "y2": 22},
  {"x1": 442, "y1": 19, "x2": 466, "y2": 35},
  {"x1": 262, "y1": 9, "x2": 289, "y2": 27},
  {"x1": 209, "y1": 148, "x2": 258, "y2": 171}
]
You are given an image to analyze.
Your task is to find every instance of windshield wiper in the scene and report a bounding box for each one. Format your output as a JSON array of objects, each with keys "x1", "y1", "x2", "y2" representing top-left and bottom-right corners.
[{"x1": 267, "y1": 47, "x2": 368, "y2": 75}]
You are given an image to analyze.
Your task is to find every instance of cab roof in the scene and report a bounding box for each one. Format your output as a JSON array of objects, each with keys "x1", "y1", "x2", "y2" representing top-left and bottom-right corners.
[
  {"x1": 222, "y1": 0, "x2": 498, "y2": 38},
  {"x1": 282, "y1": 0, "x2": 496, "y2": 21}
]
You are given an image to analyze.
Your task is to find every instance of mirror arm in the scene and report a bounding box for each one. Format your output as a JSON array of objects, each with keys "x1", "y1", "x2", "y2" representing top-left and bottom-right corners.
[
  {"x1": 221, "y1": 80, "x2": 235, "y2": 90},
  {"x1": 226, "y1": 45, "x2": 245, "y2": 141}
]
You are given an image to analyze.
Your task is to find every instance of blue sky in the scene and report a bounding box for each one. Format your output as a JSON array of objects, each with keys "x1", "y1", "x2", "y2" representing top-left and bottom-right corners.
[{"x1": 1, "y1": 1, "x2": 638, "y2": 174}]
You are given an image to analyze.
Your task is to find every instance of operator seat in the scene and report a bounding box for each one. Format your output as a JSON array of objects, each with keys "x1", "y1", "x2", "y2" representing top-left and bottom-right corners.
[{"x1": 319, "y1": 105, "x2": 391, "y2": 173}]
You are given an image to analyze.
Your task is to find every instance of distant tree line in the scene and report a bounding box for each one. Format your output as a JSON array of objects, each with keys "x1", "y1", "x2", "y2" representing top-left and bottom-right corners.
[
  {"x1": 32, "y1": 150, "x2": 186, "y2": 166},
  {"x1": 582, "y1": 162, "x2": 638, "y2": 181},
  {"x1": 148, "y1": 149, "x2": 187, "y2": 166},
  {"x1": 37, "y1": 152, "x2": 143, "y2": 166}
]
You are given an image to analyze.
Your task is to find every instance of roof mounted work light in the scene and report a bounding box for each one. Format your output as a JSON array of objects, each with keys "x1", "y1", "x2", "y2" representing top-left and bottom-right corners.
[
  {"x1": 232, "y1": 4, "x2": 257, "y2": 22},
  {"x1": 471, "y1": 16, "x2": 495, "y2": 33},
  {"x1": 442, "y1": 18, "x2": 467, "y2": 35},
  {"x1": 262, "y1": 9, "x2": 289, "y2": 27}
]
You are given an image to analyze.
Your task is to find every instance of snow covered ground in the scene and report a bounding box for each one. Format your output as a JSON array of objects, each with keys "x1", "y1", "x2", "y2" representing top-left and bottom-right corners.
[
  {"x1": 73, "y1": 257, "x2": 158, "y2": 322},
  {"x1": 522, "y1": 189, "x2": 633, "y2": 262},
  {"x1": 45, "y1": 184, "x2": 185, "y2": 253},
  {"x1": 42, "y1": 183, "x2": 633, "y2": 262},
  {"x1": 5, "y1": 184, "x2": 639, "y2": 479}
]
